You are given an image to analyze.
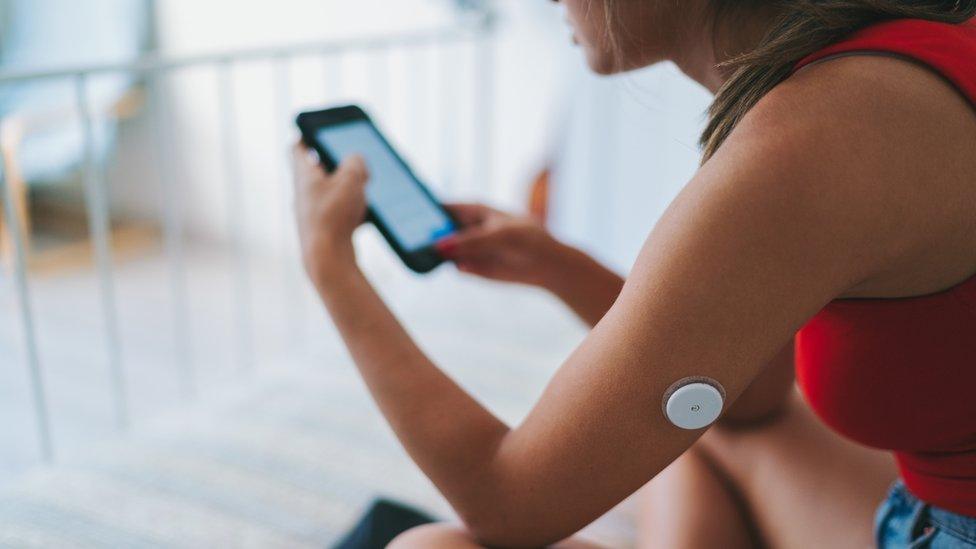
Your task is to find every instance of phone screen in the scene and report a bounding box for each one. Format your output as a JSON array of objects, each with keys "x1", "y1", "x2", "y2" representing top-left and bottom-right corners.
[{"x1": 314, "y1": 121, "x2": 456, "y2": 252}]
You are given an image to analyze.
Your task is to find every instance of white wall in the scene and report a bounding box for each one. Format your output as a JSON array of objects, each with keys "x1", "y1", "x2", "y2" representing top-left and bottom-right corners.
[
  {"x1": 142, "y1": 0, "x2": 713, "y2": 273},
  {"x1": 460, "y1": 1, "x2": 715, "y2": 274},
  {"x1": 151, "y1": 0, "x2": 470, "y2": 251},
  {"x1": 549, "y1": 63, "x2": 712, "y2": 273}
]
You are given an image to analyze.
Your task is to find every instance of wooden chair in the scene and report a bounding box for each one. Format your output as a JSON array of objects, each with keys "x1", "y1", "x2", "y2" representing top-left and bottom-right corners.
[
  {"x1": 0, "y1": 116, "x2": 31, "y2": 266},
  {"x1": 0, "y1": 88, "x2": 144, "y2": 268}
]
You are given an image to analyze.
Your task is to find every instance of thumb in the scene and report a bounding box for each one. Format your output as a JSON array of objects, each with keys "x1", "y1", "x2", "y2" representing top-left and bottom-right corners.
[
  {"x1": 439, "y1": 227, "x2": 494, "y2": 259},
  {"x1": 335, "y1": 155, "x2": 369, "y2": 188}
]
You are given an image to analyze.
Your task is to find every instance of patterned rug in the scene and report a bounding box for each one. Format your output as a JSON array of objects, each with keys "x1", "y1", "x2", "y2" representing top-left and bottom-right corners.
[{"x1": 0, "y1": 269, "x2": 639, "y2": 548}]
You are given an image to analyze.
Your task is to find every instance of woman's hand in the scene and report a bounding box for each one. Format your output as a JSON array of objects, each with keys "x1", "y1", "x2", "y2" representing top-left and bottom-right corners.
[
  {"x1": 291, "y1": 143, "x2": 369, "y2": 287},
  {"x1": 436, "y1": 203, "x2": 563, "y2": 287},
  {"x1": 437, "y1": 203, "x2": 625, "y2": 326}
]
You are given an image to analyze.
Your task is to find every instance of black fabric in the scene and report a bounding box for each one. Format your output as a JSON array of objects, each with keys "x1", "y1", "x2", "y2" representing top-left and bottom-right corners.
[{"x1": 332, "y1": 498, "x2": 437, "y2": 549}]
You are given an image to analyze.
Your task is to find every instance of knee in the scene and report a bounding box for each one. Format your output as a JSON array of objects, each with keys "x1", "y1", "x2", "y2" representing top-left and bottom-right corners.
[
  {"x1": 388, "y1": 523, "x2": 479, "y2": 549},
  {"x1": 697, "y1": 392, "x2": 805, "y2": 467},
  {"x1": 716, "y1": 390, "x2": 797, "y2": 434}
]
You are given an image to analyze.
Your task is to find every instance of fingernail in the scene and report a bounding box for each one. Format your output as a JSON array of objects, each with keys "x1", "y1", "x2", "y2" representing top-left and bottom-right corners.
[{"x1": 435, "y1": 236, "x2": 458, "y2": 256}]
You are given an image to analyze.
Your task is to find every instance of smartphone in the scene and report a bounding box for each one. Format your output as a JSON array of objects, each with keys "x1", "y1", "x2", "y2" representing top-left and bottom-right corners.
[{"x1": 296, "y1": 105, "x2": 456, "y2": 273}]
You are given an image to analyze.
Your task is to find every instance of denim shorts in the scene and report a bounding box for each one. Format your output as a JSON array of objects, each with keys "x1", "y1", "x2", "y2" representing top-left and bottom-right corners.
[{"x1": 876, "y1": 480, "x2": 976, "y2": 548}]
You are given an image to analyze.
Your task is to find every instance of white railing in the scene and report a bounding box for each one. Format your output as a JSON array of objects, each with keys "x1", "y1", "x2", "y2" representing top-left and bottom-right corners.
[{"x1": 0, "y1": 6, "x2": 496, "y2": 468}]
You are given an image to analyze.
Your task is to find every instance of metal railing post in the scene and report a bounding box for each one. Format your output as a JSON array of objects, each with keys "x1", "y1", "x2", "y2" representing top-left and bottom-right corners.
[
  {"x1": 323, "y1": 53, "x2": 345, "y2": 102},
  {"x1": 402, "y1": 45, "x2": 428, "y2": 164},
  {"x1": 0, "y1": 8, "x2": 495, "y2": 469},
  {"x1": 0, "y1": 144, "x2": 53, "y2": 462},
  {"x1": 368, "y1": 49, "x2": 392, "y2": 119},
  {"x1": 473, "y1": 16, "x2": 496, "y2": 196},
  {"x1": 272, "y1": 54, "x2": 306, "y2": 348},
  {"x1": 150, "y1": 73, "x2": 195, "y2": 399},
  {"x1": 216, "y1": 60, "x2": 254, "y2": 373},
  {"x1": 422, "y1": 40, "x2": 442, "y2": 189},
  {"x1": 436, "y1": 43, "x2": 462, "y2": 194},
  {"x1": 76, "y1": 74, "x2": 129, "y2": 431}
]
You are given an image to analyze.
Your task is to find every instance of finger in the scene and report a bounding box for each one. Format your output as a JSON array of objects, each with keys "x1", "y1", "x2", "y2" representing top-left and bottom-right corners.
[
  {"x1": 456, "y1": 258, "x2": 496, "y2": 278},
  {"x1": 434, "y1": 234, "x2": 459, "y2": 257},
  {"x1": 444, "y1": 202, "x2": 490, "y2": 226},
  {"x1": 456, "y1": 260, "x2": 478, "y2": 274},
  {"x1": 291, "y1": 142, "x2": 316, "y2": 169},
  {"x1": 333, "y1": 155, "x2": 368, "y2": 187},
  {"x1": 291, "y1": 143, "x2": 325, "y2": 186},
  {"x1": 437, "y1": 228, "x2": 494, "y2": 259}
]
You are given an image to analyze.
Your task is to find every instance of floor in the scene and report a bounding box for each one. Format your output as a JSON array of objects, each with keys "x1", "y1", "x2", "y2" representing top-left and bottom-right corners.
[{"x1": 0, "y1": 231, "x2": 639, "y2": 547}]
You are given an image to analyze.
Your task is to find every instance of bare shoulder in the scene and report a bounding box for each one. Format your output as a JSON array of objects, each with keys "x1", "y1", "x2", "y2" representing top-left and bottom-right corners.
[
  {"x1": 727, "y1": 52, "x2": 976, "y2": 190},
  {"x1": 709, "y1": 53, "x2": 976, "y2": 297}
]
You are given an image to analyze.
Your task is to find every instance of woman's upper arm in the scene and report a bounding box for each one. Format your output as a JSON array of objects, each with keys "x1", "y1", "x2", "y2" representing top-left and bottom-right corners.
[
  {"x1": 467, "y1": 56, "x2": 964, "y2": 547},
  {"x1": 719, "y1": 339, "x2": 795, "y2": 427}
]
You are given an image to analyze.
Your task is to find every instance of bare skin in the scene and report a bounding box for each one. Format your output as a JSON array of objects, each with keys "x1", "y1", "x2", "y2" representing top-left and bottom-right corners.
[
  {"x1": 293, "y1": 1, "x2": 976, "y2": 547},
  {"x1": 435, "y1": 203, "x2": 625, "y2": 327}
]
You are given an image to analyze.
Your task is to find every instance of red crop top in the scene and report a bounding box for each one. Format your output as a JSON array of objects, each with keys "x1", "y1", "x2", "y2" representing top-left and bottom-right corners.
[{"x1": 793, "y1": 18, "x2": 976, "y2": 518}]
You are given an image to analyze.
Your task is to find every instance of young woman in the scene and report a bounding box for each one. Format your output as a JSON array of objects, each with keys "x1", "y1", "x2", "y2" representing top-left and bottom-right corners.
[{"x1": 291, "y1": 1, "x2": 976, "y2": 547}]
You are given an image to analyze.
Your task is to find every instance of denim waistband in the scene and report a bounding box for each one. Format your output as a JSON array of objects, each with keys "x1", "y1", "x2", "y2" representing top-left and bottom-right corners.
[{"x1": 887, "y1": 480, "x2": 976, "y2": 544}]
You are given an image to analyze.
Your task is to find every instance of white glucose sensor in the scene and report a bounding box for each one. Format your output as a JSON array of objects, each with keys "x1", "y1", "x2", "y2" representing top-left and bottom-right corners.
[{"x1": 662, "y1": 377, "x2": 725, "y2": 430}]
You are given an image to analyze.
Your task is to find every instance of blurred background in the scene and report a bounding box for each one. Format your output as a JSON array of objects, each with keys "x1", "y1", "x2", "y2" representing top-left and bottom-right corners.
[{"x1": 0, "y1": 0, "x2": 710, "y2": 545}]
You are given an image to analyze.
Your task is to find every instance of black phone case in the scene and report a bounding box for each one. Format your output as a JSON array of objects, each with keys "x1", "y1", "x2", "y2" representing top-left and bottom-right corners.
[{"x1": 295, "y1": 105, "x2": 454, "y2": 274}]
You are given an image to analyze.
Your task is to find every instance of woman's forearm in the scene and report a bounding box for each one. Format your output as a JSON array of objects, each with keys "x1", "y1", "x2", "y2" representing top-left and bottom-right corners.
[
  {"x1": 539, "y1": 243, "x2": 625, "y2": 327},
  {"x1": 313, "y1": 264, "x2": 510, "y2": 517}
]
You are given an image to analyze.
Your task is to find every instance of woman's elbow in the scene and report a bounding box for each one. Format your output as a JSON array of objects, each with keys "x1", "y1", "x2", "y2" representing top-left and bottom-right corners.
[
  {"x1": 469, "y1": 525, "x2": 565, "y2": 549},
  {"x1": 462, "y1": 506, "x2": 575, "y2": 549},
  {"x1": 717, "y1": 399, "x2": 790, "y2": 430},
  {"x1": 390, "y1": 519, "x2": 569, "y2": 549}
]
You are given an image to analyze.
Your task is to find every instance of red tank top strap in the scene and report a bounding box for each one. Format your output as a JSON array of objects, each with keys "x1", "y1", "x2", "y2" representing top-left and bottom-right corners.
[
  {"x1": 793, "y1": 18, "x2": 976, "y2": 106},
  {"x1": 793, "y1": 18, "x2": 976, "y2": 307},
  {"x1": 793, "y1": 17, "x2": 976, "y2": 518}
]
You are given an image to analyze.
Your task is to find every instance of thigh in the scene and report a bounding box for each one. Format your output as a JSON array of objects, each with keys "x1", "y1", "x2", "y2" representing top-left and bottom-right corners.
[
  {"x1": 389, "y1": 523, "x2": 606, "y2": 549},
  {"x1": 700, "y1": 390, "x2": 898, "y2": 549},
  {"x1": 636, "y1": 447, "x2": 760, "y2": 549}
]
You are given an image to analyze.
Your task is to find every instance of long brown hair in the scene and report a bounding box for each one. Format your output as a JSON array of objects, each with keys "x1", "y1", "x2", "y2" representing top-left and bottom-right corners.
[
  {"x1": 702, "y1": 1, "x2": 976, "y2": 161},
  {"x1": 606, "y1": 1, "x2": 976, "y2": 162}
]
